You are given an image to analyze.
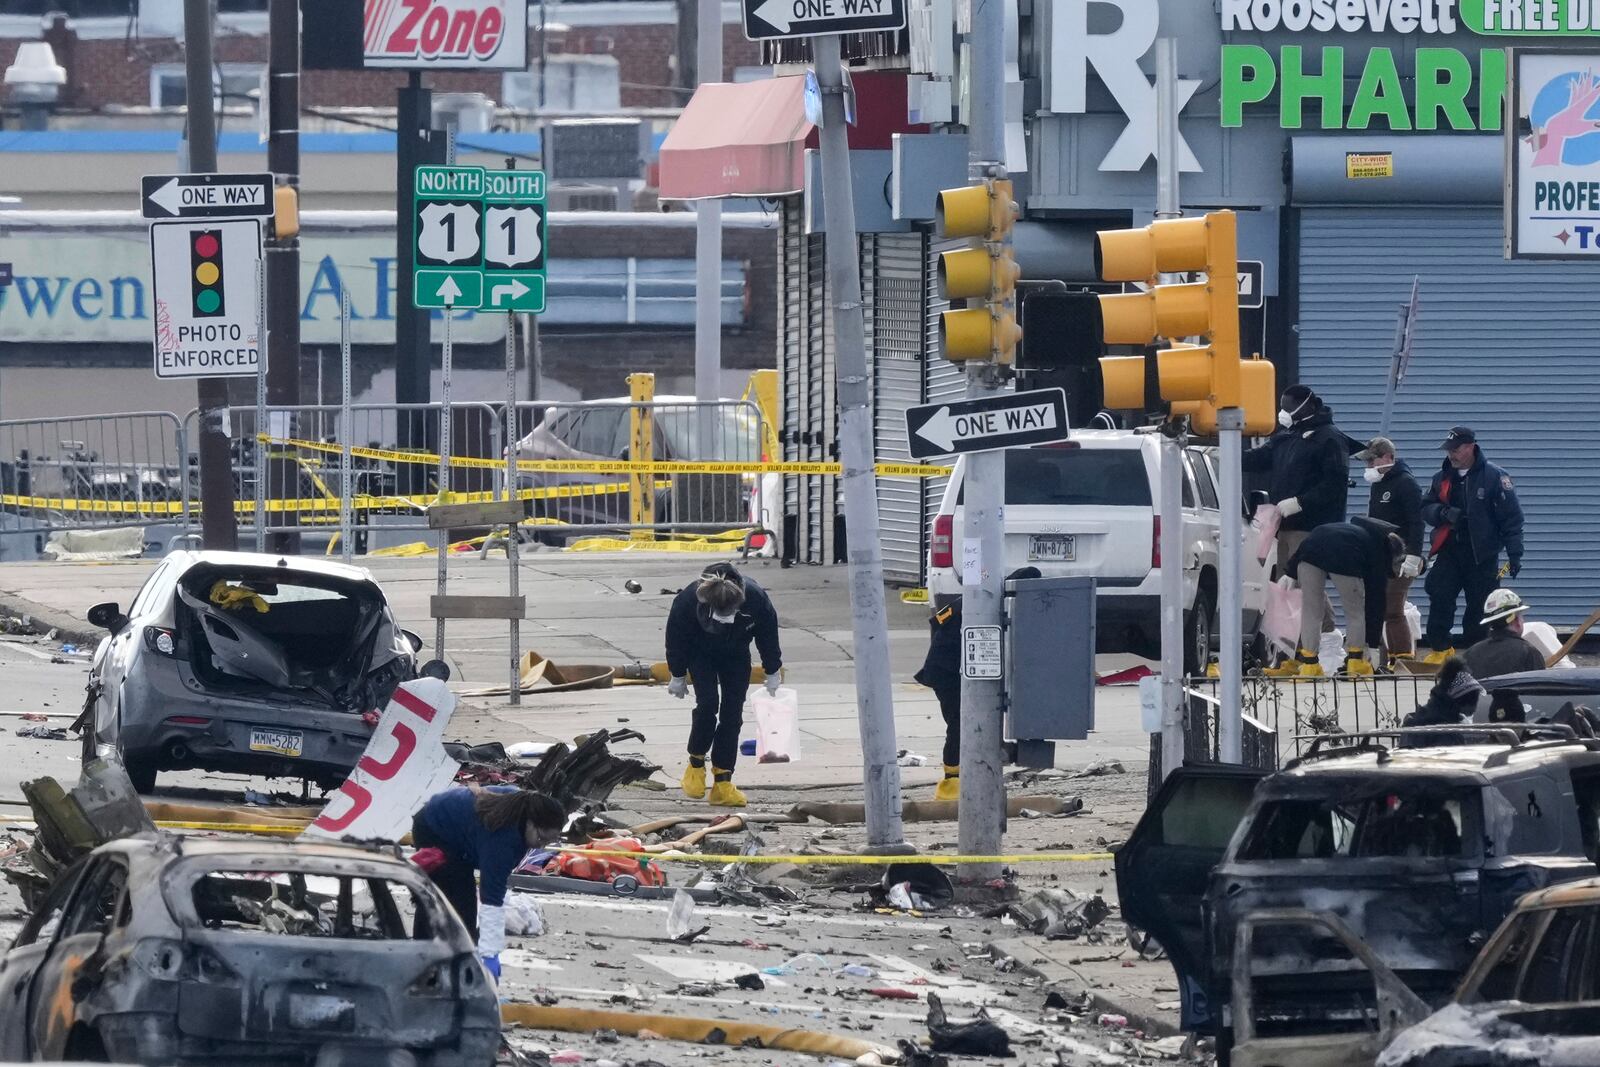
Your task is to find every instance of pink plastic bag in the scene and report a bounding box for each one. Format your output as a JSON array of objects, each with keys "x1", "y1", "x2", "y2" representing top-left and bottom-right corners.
[
  {"x1": 1262, "y1": 578, "x2": 1302, "y2": 654},
  {"x1": 1253, "y1": 503, "x2": 1281, "y2": 563}
]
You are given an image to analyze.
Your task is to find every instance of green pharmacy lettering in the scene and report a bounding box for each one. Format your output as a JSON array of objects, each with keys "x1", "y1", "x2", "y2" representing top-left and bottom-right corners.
[{"x1": 1219, "y1": 45, "x2": 1507, "y2": 130}]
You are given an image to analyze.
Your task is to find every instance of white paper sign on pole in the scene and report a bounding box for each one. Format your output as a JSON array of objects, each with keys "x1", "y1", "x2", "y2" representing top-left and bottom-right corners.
[
  {"x1": 1509, "y1": 51, "x2": 1600, "y2": 259},
  {"x1": 303, "y1": 678, "x2": 460, "y2": 843}
]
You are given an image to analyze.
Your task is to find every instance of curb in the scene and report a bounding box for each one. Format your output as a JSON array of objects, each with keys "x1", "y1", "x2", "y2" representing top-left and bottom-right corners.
[
  {"x1": 987, "y1": 937, "x2": 1180, "y2": 1039},
  {"x1": 0, "y1": 589, "x2": 99, "y2": 648}
]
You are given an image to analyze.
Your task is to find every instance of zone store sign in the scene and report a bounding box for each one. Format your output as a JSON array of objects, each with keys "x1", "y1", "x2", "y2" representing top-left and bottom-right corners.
[{"x1": 364, "y1": 0, "x2": 528, "y2": 70}]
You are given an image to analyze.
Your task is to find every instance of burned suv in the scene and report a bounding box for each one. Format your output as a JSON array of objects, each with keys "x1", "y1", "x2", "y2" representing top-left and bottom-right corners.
[
  {"x1": 82, "y1": 551, "x2": 423, "y2": 792},
  {"x1": 1117, "y1": 726, "x2": 1600, "y2": 1054}
]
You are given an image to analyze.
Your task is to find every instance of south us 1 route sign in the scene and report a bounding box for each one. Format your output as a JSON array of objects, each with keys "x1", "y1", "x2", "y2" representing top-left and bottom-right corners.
[
  {"x1": 905, "y1": 388, "x2": 1069, "y2": 459},
  {"x1": 149, "y1": 218, "x2": 262, "y2": 380},
  {"x1": 413, "y1": 165, "x2": 547, "y2": 312}
]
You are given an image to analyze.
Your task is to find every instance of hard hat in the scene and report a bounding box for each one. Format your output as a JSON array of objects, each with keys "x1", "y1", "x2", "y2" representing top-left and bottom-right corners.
[{"x1": 1481, "y1": 588, "x2": 1529, "y2": 625}]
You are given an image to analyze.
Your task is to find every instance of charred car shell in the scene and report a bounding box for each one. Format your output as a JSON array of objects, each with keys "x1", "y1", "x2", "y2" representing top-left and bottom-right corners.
[
  {"x1": 0, "y1": 834, "x2": 498, "y2": 1065},
  {"x1": 83, "y1": 551, "x2": 422, "y2": 793},
  {"x1": 1117, "y1": 725, "x2": 1600, "y2": 1046}
]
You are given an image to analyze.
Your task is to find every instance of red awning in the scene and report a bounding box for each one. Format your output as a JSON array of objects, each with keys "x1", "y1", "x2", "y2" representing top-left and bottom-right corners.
[{"x1": 658, "y1": 77, "x2": 814, "y2": 200}]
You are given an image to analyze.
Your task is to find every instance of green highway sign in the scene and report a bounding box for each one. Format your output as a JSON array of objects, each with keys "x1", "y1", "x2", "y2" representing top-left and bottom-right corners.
[
  {"x1": 412, "y1": 164, "x2": 546, "y2": 311},
  {"x1": 416, "y1": 268, "x2": 484, "y2": 310}
]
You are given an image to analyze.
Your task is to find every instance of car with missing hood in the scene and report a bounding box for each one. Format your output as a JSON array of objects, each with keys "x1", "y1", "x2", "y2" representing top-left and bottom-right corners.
[
  {"x1": 1116, "y1": 725, "x2": 1600, "y2": 1060},
  {"x1": 80, "y1": 551, "x2": 425, "y2": 793},
  {"x1": 0, "y1": 834, "x2": 499, "y2": 1065}
]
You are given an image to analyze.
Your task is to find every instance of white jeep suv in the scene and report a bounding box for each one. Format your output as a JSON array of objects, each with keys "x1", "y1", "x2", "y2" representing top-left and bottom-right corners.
[{"x1": 926, "y1": 430, "x2": 1274, "y2": 675}]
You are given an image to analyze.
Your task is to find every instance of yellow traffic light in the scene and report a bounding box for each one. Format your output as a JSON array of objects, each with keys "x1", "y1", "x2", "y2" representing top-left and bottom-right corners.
[
  {"x1": 1092, "y1": 210, "x2": 1241, "y2": 413},
  {"x1": 1099, "y1": 355, "x2": 1145, "y2": 410},
  {"x1": 1239, "y1": 356, "x2": 1277, "y2": 435},
  {"x1": 272, "y1": 184, "x2": 300, "y2": 241},
  {"x1": 935, "y1": 179, "x2": 1023, "y2": 364}
]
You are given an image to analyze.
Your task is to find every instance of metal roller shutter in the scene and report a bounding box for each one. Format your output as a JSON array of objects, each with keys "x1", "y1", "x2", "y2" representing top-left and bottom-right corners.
[
  {"x1": 869, "y1": 233, "x2": 929, "y2": 584},
  {"x1": 778, "y1": 197, "x2": 836, "y2": 565},
  {"x1": 1297, "y1": 206, "x2": 1600, "y2": 628}
]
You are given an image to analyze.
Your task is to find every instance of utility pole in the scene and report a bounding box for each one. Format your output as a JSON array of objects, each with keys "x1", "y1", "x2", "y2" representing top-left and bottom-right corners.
[
  {"x1": 955, "y1": 0, "x2": 1010, "y2": 884},
  {"x1": 184, "y1": 0, "x2": 238, "y2": 550},
  {"x1": 813, "y1": 35, "x2": 905, "y2": 849},
  {"x1": 396, "y1": 72, "x2": 438, "y2": 492},
  {"x1": 693, "y1": 0, "x2": 722, "y2": 452},
  {"x1": 1154, "y1": 38, "x2": 1187, "y2": 780},
  {"x1": 266, "y1": 0, "x2": 301, "y2": 552}
]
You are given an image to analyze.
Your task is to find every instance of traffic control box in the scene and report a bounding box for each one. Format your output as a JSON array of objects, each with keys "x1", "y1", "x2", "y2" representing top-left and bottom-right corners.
[{"x1": 935, "y1": 179, "x2": 1022, "y2": 364}]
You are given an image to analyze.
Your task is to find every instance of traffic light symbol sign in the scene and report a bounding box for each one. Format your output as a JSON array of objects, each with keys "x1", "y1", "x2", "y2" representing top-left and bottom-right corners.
[{"x1": 191, "y1": 229, "x2": 225, "y2": 317}]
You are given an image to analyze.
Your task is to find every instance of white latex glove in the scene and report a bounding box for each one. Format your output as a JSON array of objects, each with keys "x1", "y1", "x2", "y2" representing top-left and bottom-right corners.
[
  {"x1": 477, "y1": 903, "x2": 507, "y2": 957},
  {"x1": 667, "y1": 675, "x2": 688, "y2": 699},
  {"x1": 1276, "y1": 497, "x2": 1302, "y2": 519},
  {"x1": 1400, "y1": 554, "x2": 1423, "y2": 579},
  {"x1": 764, "y1": 675, "x2": 781, "y2": 696}
]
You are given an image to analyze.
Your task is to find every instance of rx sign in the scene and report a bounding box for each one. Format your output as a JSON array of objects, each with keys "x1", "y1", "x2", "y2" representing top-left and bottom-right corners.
[{"x1": 413, "y1": 165, "x2": 546, "y2": 312}]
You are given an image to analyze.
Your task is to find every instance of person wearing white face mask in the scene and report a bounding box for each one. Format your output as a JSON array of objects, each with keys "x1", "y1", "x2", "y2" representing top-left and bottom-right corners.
[
  {"x1": 1245, "y1": 384, "x2": 1354, "y2": 675},
  {"x1": 665, "y1": 562, "x2": 783, "y2": 807},
  {"x1": 1357, "y1": 436, "x2": 1424, "y2": 662}
]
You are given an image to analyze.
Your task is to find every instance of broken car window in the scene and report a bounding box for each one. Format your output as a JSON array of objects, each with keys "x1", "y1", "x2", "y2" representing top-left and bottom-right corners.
[
  {"x1": 1239, "y1": 787, "x2": 1476, "y2": 860},
  {"x1": 61, "y1": 858, "x2": 129, "y2": 939},
  {"x1": 1473, "y1": 910, "x2": 1543, "y2": 1003},
  {"x1": 1158, "y1": 775, "x2": 1260, "y2": 850},
  {"x1": 189, "y1": 871, "x2": 435, "y2": 941},
  {"x1": 1517, "y1": 904, "x2": 1600, "y2": 1005}
]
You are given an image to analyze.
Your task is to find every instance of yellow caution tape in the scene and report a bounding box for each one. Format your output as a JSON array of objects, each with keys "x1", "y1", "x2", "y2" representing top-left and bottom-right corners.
[{"x1": 258, "y1": 435, "x2": 953, "y2": 479}]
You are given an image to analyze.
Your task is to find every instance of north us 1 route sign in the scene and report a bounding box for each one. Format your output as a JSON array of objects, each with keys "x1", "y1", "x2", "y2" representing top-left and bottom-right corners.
[
  {"x1": 149, "y1": 218, "x2": 262, "y2": 379},
  {"x1": 905, "y1": 388, "x2": 1070, "y2": 460},
  {"x1": 742, "y1": 0, "x2": 905, "y2": 40},
  {"x1": 413, "y1": 165, "x2": 546, "y2": 312}
]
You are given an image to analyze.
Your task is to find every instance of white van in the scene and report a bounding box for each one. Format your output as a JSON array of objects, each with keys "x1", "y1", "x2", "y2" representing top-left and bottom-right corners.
[{"x1": 926, "y1": 430, "x2": 1274, "y2": 675}]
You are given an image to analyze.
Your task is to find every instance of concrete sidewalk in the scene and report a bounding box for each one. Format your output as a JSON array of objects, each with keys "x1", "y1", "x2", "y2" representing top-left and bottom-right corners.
[{"x1": 0, "y1": 551, "x2": 1154, "y2": 790}]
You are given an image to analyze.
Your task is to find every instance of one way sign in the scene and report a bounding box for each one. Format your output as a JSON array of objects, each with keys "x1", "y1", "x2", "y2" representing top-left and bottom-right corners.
[
  {"x1": 905, "y1": 388, "x2": 1069, "y2": 460},
  {"x1": 743, "y1": 0, "x2": 905, "y2": 39},
  {"x1": 142, "y1": 172, "x2": 274, "y2": 220}
]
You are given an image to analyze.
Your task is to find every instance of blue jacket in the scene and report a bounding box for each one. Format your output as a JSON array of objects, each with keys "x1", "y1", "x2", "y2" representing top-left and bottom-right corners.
[
  {"x1": 665, "y1": 567, "x2": 782, "y2": 676},
  {"x1": 1421, "y1": 446, "x2": 1525, "y2": 565},
  {"x1": 1241, "y1": 405, "x2": 1351, "y2": 532},
  {"x1": 416, "y1": 786, "x2": 525, "y2": 907}
]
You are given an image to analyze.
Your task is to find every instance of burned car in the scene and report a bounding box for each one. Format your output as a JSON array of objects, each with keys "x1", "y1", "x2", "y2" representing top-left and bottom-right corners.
[
  {"x1": 82, "y1": 551, "x2": 424, "y2": 792},
  {"x1": 0, "y1": 834, "x2": 499, "y2": 1065},
  {"x1": 1117, "y1": 725, "x2": 1600, "y2": 1056},
  {"x1": 1380, "y1": 877, "x2": 1600, "y2": 1067}
]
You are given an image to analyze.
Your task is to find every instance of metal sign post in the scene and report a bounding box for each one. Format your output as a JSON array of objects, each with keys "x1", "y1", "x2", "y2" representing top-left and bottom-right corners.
[
  {"x1": 254, "y1": 257, "x2": 268, "y2": 551},
  {"x1": 434, "y1": 308, "x2": 454, "y2": 660},
  {"x1": 504, "y1": 314, "x2": 522, "y2": 705},
  {"x1": 339, "y1": 286, "x2": 354, "y2": 564}
]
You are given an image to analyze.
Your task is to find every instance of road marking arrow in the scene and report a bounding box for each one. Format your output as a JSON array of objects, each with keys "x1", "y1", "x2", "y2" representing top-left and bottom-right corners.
[
  {"x1": 913, "y1": 407, "x2": 957, "y2": 452},
  {"x1": 436, "y1": 276, "x2": 463, "y2": 305},
  {"x1": 490, "y1": 279, "x2": 530, "y2": 306}
]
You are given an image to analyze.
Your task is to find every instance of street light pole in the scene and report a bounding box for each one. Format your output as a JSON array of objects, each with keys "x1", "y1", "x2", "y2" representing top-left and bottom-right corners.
[
  {"x1": 184, "y1": 0, "x2": 239, "y2": 551},
  {"x1": 1155, "y1": 38, "x2": 1186, "y2": 780},
  {"x1": 812, "y1": 34, "x2": 905, "y2": 849}
]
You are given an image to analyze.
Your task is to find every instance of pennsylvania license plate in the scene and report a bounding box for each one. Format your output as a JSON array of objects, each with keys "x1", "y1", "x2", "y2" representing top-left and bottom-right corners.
[
  {"x1": 249, "y1": 728, "x2": 303, "y2": 758},
  {"x1": 1024, "y1": 537, "x2": 1075, "y2": 563},
  {"x1": 1027, "y1": 534, "x2": 1075, "y2": 561}
]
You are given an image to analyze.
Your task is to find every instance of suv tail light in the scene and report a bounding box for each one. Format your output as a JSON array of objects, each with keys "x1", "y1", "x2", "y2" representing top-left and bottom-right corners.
[
  {"x1": 931, "y1": 514, "x2": 954, "y2": 569},
  {"x1": 1151, "y1": 516, "x2": 1161, "y2": 570}
]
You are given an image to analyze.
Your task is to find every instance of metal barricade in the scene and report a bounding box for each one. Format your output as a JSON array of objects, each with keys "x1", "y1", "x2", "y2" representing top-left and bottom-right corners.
[
  {"x1": 505, "y1": 398, "x2": 771, "y2": 544},
  {"x1": 182, "y1": 402, "x2": 501, "y2": 552},
  {"x1": 0, "y1": 411, "x2": 187, "y2": 538}
]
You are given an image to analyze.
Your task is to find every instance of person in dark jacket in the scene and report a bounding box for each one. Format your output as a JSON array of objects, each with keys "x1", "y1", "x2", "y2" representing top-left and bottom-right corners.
[
  {"x1": 412, "y1": 786, "x2": 567, "y2": 982},
  {"x1": 665, "y1": 563, "x2": 783, "y2": 808},
  {"x1": 1358, "y1": 436, "x2": 1424, "y2": 660},
  {"x1": 1244, "y1": 385, "x2": 1353, "y2": 652},
  {"x1": 1401, "y1": 657, "x2": 1484, "y2": 728},
  {"x1": 1421, "y1": 427, "x2": 1526, "y2": 661},
  {"x1": 1280, "y1": 516, "x2": 1405, "y2": 676},
  {"x1": 1464, "y1": 589, "x2": 1546, "y2": 679},
  {"x1": 914, "y1": 567, "x2": 1040, "y2": 802}
]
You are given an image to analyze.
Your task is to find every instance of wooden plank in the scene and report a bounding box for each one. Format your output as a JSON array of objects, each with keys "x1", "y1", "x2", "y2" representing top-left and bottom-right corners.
[
  {"x1": 430, "y1": 595, "x2": 527, "y2": 620},
  {"x1": 427, "y1": 498, "x2": 529, "y2": 529}
]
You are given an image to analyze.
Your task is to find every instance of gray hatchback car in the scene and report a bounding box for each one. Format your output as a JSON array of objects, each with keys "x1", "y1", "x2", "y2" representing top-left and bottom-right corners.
[{"x1": 81, "y1": 551, "x2": 421, "y2": 793}]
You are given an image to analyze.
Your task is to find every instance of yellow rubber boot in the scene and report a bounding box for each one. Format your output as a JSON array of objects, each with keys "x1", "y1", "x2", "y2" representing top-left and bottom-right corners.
[
  {"x1": 681, "y1": 761, "x2": 707, "y2": 800},
  {"x1": 935, "y1": 766, "x2": 960, "y2": 802},
  {"x1": 1295, "y1": 648, "x2": 1324, "y2": 678},
  {"x1": 1262, "y1": 653, "x2": 1305, "y2": 678},
  {"x1": 709, "y1": 770, "x2": 747, "y2": 807},
  {"x1": 1342, "y1": 647, "x2": 1375, "y2": 677},
  {"x1": 1422, "y1": 647, "x2": 1456, "y2": 666}
]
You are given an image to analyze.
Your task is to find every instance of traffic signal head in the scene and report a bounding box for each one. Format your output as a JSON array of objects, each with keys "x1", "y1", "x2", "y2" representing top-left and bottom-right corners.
[
  {"x1": 935, "y1": 178, "x2": 1023, "y2": 364},
  {"x1": 1093, "y1": 210, "x2": 1241, "y2": 413},
  {"x1": 190, "y1": 229, "x2": 225, "y2": 318},
  {"x1": 272, "y1": 184, "x2": 300, "y2": 241}
]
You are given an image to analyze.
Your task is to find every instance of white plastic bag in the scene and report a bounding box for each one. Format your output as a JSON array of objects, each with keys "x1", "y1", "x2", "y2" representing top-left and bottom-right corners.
[
  {"x1": 1521, "y1": 620, "x2": 1573, "y2": 668},
  {"x1": 504, "y1": 893, "x2": 545, "y2": 937},
  {"x1": 752, "y1": 686, "x2": 801, "y2": 763},
  {"x1": 1319, "y1": 628, "x2": 1347, "y2": 674},
  {"x1": 1404, "y1": 601, "x2": 1422, "y2": 645}
]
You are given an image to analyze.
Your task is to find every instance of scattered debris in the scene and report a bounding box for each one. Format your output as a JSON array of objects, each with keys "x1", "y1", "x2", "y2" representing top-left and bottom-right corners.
[
  {"x1": 733, "y1": 972, "x2": 765, "y2": 991},
  {"x1": 1074, "y1": 759, "x2": 1126, "y2": 778},
  {"x1": 897, "y1": 751, "x2": 930, "y2": 767},
  {"x1": 1008, "y1": 888, "x2": 1111, "y2": 939},
  {"x1": 505, "y1": 893, "x2": 546, "y2": 937},
  {"x1": 791, "y1": 795, "x2": 1082, "y2": 824},
  {"x1": 665, "y1": 888, "x2": 711, "y2": 942},
  {"x1": 926, "y1": 993, "x2": 1012, "y2": 1056},
  {"x1": 15, "y1": 726, "x2": 69, "y2": 741}
]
